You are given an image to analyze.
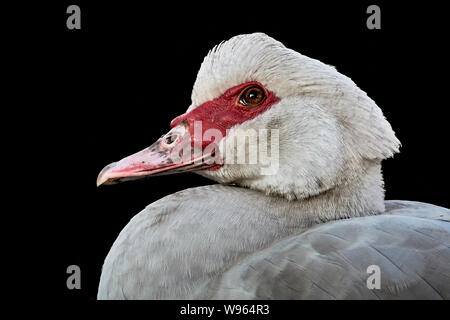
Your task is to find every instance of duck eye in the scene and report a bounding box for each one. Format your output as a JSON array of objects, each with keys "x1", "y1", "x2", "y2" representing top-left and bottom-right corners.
[{"x1": 238, "y1": 85, "x2": 266, "y2": 107}]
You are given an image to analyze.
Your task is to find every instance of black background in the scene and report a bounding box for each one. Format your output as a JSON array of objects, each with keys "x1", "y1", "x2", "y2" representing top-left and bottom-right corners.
[{"x1": 17, "y1": 1, "x2": 448, "y2": 304}]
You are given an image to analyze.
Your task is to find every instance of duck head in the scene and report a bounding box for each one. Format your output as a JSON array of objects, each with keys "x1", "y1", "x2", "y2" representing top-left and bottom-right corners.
[{"x1": 97, "y1": 33, "x2": 400, "y2": 203}]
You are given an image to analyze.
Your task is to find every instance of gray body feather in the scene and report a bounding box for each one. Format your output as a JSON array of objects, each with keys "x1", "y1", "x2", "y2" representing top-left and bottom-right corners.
[{"x1": 98, "y1": 185, "x2": 450, "y2": 299}]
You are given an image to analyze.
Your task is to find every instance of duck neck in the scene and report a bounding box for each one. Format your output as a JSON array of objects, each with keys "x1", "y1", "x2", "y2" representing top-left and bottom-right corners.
[{"x1": 292, "y1": 161, "x2": 386, "y2": 223}]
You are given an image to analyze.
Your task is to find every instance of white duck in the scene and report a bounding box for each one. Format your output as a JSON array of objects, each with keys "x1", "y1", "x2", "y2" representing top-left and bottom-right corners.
[{"x1": 96, "y1": 33, "x2": 450, "y2": 299}]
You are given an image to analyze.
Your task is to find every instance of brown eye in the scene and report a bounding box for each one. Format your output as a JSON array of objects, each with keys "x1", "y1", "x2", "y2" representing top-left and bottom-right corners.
[{"x1": 238, "y1": 85, "x2": 266, "y2": 107}]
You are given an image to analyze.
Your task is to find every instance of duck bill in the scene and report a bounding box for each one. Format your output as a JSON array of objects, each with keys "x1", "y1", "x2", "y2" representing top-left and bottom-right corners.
[{"x1": 96, "y1": 122, "x2": 217, "y2": 186}]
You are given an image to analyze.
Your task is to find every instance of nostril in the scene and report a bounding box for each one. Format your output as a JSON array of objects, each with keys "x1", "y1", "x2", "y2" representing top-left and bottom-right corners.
[
  {"x1": 161, "y1": 125, "x2": 186, "y2": 148},
  {"x1": 164, "y1": 134, "x2": 178, "y2": 145}
]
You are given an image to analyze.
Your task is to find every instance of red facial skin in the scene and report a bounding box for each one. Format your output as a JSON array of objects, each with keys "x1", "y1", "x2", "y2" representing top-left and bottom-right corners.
[
  {"x1": 170, "y1": 81, "x2": 280, "y2": 171},
  {"x1": 170, "y1": 81, "x2": 280, "y2": 149}
]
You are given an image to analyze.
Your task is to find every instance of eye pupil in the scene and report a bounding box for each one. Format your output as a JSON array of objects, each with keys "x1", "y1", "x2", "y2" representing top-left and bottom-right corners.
[{"x1": 248, "y1": 90, "x2": 259, "y2": 99}]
